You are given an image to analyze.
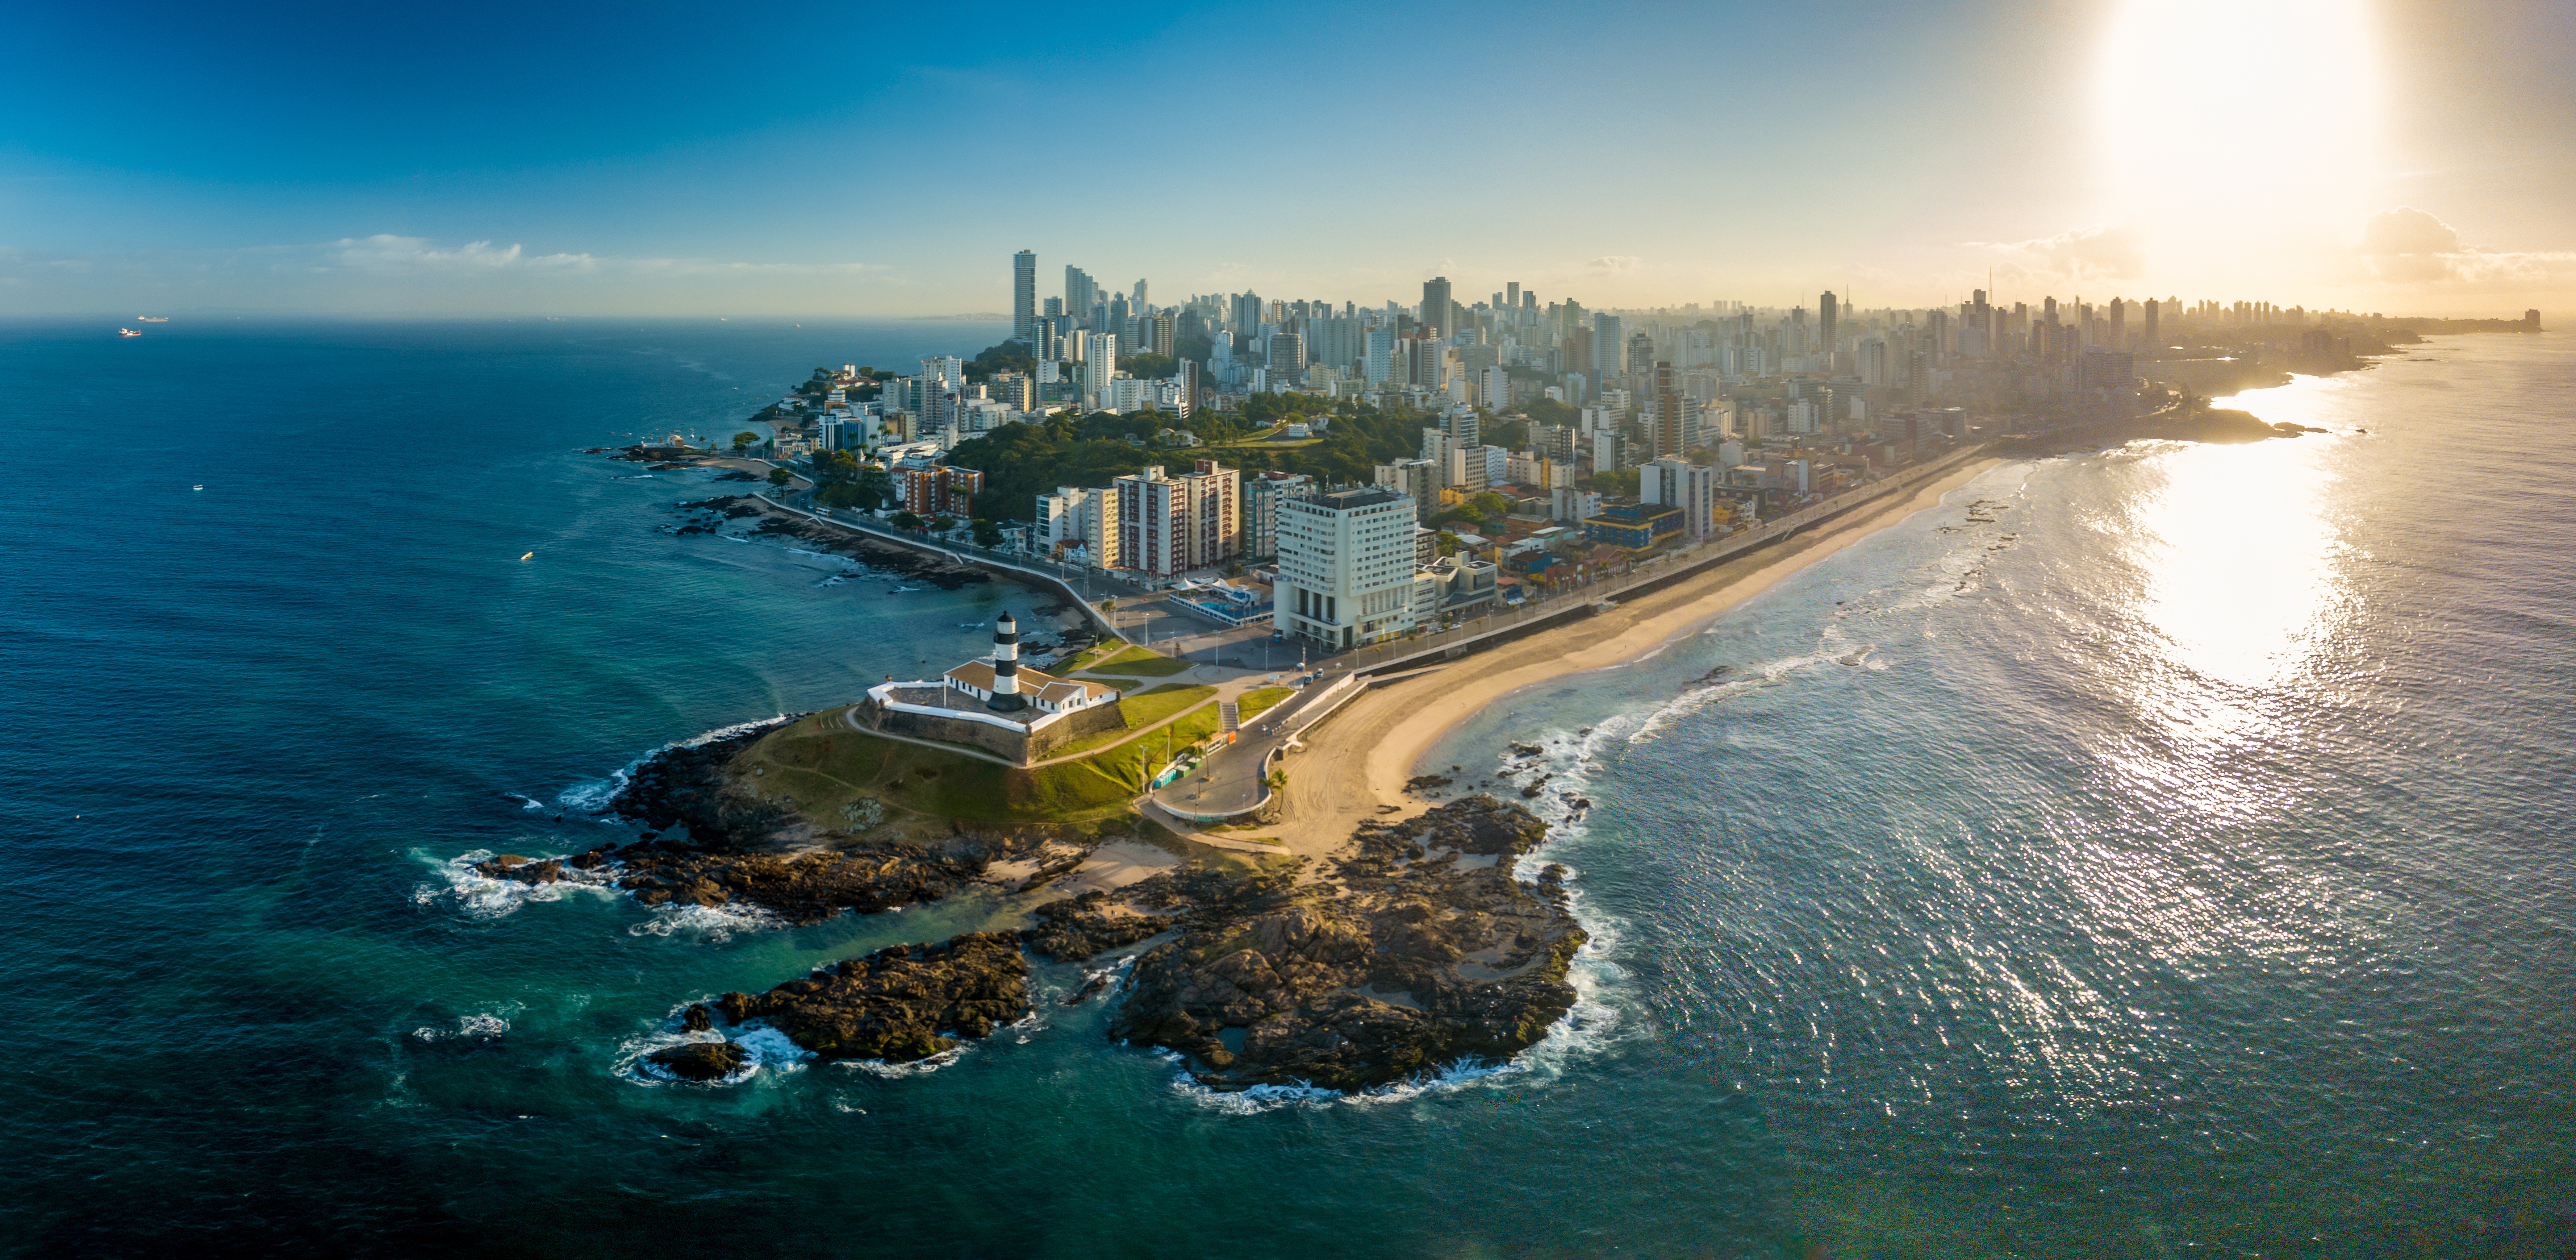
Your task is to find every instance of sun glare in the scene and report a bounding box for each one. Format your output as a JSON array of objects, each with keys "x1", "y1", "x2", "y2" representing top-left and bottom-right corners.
[{"x1": 2099, "y1": 0, "x2": 2385, "y2": 290}]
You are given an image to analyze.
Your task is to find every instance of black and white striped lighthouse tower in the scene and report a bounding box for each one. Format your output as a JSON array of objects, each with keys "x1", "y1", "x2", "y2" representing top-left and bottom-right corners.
[{"x1": 988, "y1": 611, "x2": 1026, "y2": 710}]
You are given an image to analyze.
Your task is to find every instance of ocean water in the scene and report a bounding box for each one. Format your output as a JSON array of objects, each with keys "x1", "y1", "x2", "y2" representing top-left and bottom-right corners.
[{"x1": 2, "y1": 320, "x2": 2569, "y2": 1257}]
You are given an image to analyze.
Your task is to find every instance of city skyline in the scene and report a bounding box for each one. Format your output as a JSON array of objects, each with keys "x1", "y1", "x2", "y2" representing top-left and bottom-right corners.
[{"x1": 3, "y1": 0, "x2": 2571, "y2": 317}]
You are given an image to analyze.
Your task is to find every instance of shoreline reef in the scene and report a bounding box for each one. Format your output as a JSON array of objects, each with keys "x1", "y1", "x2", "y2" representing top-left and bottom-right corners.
[{"x1": 489, "y1": 717, "x2": 1584, "y2": 1090}]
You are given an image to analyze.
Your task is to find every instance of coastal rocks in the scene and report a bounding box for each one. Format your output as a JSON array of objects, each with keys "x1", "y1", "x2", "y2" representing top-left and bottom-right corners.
[
  {"x1": 1107, "y1": 796, "x2": 1584, "y2": 1092},
  {"x1": 718, "y1": 932, "x2": 1029, "y2": 1062},
  {"x1": 1020, "y1": 890, "x2": 1178, "y2": 962},
  {"x1": 1403, "y1": 774, "x2": 1453, "y2": 794},
  {"x1": 612, "y1": 847, "x2": 984, "y2": 923},
  {"x1": 605, "y1": 719, "x2": 799, "y2": 847},
  {"x1": 475, "y1": 854, "x2": 564, "y2": 884},
  {"x1": 646, "y1": 1040, "x2": 747, "y2": 1081},
  {"x1": 660, "y1": 495, "x2": 988, "y2": 590}
]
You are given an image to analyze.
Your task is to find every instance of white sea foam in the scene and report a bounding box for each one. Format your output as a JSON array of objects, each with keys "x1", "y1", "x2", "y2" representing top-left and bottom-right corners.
[
  {"x1": 412, "y1": 1004, "x2": 522, "y2": 1042},
  {"x1": 616, "y1": 1009, "x2": 811, "y2": 1086},
  {"x1": 557, "y1": 714, "x2": 792, "y2": 817},
  {"x1": 412, "y1": 848, "x2": 616, "y2": 920},
  {"x1": 509, "y1": 793, "x2": 546, "y2": 811},
  {"x1": 626, "y1": 898, "x2": 779, "y2": 943},
  {"x1": 838, "y1": 1044, "x2": 971, "y2": 1078}
]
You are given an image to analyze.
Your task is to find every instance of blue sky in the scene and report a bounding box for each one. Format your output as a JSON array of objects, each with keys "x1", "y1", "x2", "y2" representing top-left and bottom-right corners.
[{"x1": 4, "y1": 0, "x2": 2569, "y2": 316}]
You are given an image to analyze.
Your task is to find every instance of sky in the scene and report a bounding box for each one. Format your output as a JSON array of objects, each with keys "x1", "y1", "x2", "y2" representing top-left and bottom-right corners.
[{"x1": 3, "y1": 0, "x2": 2570, "y2": 318}]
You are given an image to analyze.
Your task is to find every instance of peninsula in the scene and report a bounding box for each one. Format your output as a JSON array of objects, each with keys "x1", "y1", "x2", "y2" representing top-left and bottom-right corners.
[{"x1": 525, "y1": 255, "x2": 2535, "y2": 1091}]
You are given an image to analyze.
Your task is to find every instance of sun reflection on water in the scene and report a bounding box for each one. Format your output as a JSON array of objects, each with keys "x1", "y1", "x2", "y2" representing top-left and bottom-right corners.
[{"x1": 2125, "y1": 434, "x2": 2347, "y2": 696}]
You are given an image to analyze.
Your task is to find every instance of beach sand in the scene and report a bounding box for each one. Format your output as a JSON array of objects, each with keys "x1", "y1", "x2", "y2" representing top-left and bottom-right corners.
[{"x1": 1266, "y1": 457, "x2": 2004, "y2": 859}]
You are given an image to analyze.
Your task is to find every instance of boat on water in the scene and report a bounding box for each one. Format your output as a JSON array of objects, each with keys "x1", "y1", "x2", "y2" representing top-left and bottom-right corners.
[
  {"x1": 117, "y1": 328, "x2": 141, "y2": 337},
  {"x1": 519, "y1": 552, "x2": 534, "y2": 561},
  {"x1": 136, "y1": 316, "x2": 168, "y2": 323}
]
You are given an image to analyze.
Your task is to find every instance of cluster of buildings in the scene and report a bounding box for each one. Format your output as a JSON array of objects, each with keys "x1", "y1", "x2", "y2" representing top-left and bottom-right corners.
[{"x1": 786, "y1": 248, "x2": 2390, "y2": 654}]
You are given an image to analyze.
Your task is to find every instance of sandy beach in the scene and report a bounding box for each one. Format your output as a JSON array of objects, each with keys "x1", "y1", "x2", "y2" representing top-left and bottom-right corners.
[{"x1": 1268, "y1": 456, "x2": 2004, "y2": 857}]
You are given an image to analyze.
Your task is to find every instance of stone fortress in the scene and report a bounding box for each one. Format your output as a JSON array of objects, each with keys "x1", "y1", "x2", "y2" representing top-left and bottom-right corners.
[{"x1": 858, "y1": 612, "x2": 1127, "y2": 764}]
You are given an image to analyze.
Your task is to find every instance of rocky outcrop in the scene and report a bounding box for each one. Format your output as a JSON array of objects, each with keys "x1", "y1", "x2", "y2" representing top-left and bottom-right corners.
[
  {"x1": 604, "y1": 720, "x2": 797, "y2": 847},
  {"x1": 1020, "y1": 890, "x2": 1178, "y2": 962},
  {"x1": 716, "y1": 933, "x2": 1029, "y2": 1062},
  {"x1": 1107, "y1": 796, "x2": 1583, "y2": 1092},
  {"x1": 612, "y1": 847, "x2": 984, "y2": 923},
  {"x1": 647, "y1": 1040, "x2": 746, "y2": 1081},
  {"x1": 475, "y1": 854, "x2": 564, "y2": 884}
]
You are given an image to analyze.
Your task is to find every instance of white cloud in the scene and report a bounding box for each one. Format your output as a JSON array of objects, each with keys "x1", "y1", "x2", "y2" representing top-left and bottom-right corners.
[
  {"x1": 1966, "y1": 225, "x2": 2143, "y2": 284},
  {"x1": 2355, "y1": 207, "x2": 2576, "y2": 287},
  {"x1": 1587, "y1": 255, "x2": 1641, "y2": 273}
]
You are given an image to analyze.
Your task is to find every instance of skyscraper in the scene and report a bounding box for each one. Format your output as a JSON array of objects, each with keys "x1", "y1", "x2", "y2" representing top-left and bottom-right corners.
[
  {"x1": 1648, "y1": 361, "x2": 1687, "y2": 461},
  {"x1": 2143, "y1": 298, "x2": 2162, "y2": 351},
  {"x1": 1065, "y1": 267, "x2": 1097, "y2": 323},
  {"x1": 1421, "y1": 276, "x2": 1453, "y2": 340},
  {"x1": 1819, "y1": 290, "x2": 1838, "y2": 356},
  {"x1": 1013, "y1": 250, "x2": 1037, "y2": 340},
  {"x1": 1132, "y1": 278, "x2": 1149, "y2": 309},
  {"x1": 1593, "y1": 313, "x2": 1624, "y2": 378}
]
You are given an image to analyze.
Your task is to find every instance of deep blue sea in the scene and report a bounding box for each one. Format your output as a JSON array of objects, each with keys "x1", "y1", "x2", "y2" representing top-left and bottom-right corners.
[{"x1": 2, "y1": 319, "x2": 2570, "y2": 1258}]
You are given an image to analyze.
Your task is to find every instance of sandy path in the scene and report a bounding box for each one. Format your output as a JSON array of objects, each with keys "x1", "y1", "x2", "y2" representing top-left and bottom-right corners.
[{"x1": 1269, "y1": 458, "x2": 2003, "y2": 860}]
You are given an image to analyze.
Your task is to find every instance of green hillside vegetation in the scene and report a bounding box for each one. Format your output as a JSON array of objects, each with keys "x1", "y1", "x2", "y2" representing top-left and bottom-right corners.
[
  {"x1": 1083, "y1": 645, "x2": 1195, "y2": 676},
  {"x1": 945, "y1": 391, "x2": 1441, "y2": 524},
  {"x1": 737, "y1": 713, "x2": 1148, "y2": 824}
]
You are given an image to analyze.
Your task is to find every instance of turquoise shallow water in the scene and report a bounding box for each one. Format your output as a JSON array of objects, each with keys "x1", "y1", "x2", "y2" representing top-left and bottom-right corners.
[{"x1": 1, "y1": 320, "x2": 2570, "y2": 1257}]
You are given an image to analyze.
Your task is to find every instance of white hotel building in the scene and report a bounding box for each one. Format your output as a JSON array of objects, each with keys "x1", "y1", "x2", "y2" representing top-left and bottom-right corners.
[{"x1": 1274, "y1": 486, "x2": 1418, "y2": 648}]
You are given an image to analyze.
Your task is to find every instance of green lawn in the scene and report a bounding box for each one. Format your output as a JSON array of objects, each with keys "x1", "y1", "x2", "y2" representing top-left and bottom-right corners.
[
  {"x1": 1034, "y1": 683, "x2": 1218, "y2": 760},
  {"x1": 1237, "y1": 687, "x2": 1292, "y2": 720},
  {"x1": 1082, "y1": 645, "x2": 1196, "y2": 677},
  {"x1": 738, "y1": 712, "x2": 1147, "y2": 824}
]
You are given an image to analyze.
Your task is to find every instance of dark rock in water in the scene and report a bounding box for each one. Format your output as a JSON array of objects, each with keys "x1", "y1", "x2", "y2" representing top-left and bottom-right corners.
[
  {"x1": 1109, "y1": 796, "x2": 1583, "y2": 1093},
  {"x1": 681, "y1": 1003, "x2": 713, "y2": 1033},
  {"x1": 713, "y1": 469, "x2": 760, "y2": 482},
  {"x1": 720, "y1": 932, "x2": 1028, "y2": 1062},
  {"x1": 475, "y1": 854, "x2": 564, "y2": 884},
  {"x1": 647, "y1": 1040, "x2": 746, "y2": 1081},
  {"x1": 1508, "y1": 742, "x2": 1544, "y2": 757},
  {"x1": 612, "y1": 847, "x2": 983, "y2": 923},
  {"x1": 1021, "y1": 891, "x2": 1177, "y2": 962},
  {"x1": 1404, "y1": 774, "x2": 1453, "y2": 793}
]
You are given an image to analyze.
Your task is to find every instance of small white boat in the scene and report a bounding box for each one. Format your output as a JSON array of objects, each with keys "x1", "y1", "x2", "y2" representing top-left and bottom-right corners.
[{"x1": 520, "y1": 552, "x2": 535, "y2": 561}]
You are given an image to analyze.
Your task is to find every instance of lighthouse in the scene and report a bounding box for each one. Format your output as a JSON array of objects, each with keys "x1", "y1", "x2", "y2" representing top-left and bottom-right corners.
[{"x1": 988, "y1": 611, "x2": 1027, "y2": 710}]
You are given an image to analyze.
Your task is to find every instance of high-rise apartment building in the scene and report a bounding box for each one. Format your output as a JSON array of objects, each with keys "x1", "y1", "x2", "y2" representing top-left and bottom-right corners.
[
  {"x1": 1229, "y1": 292, "x2": 1263, "y2": 334},
  {"x1": 1639, "y1": 457, "x2": 1720, "y2": 540},
  {"x1": 1114, "y1": 461, "x2": 1239, "y2": 577},
  {"x1": 1858, "y1": 337, "x2": 1890, "y2": 386},
  {"x1": 1268, "y1": 331, "x2": 1305, "y2": 375},
  {"x1": 1275, "y1": 486, "x2": 1418, "y2": 648},
  {"x1": 1819, "y1": 290, "x2": 1838, "y2": 355},
  {"x1": 1064, "y1": 267, "x2": 1098, "y2": 322},
  {"x1": 1306, "y1": 316, "x2": 1364, "y2": 374},
  {"x1": 1363, "y1": 326, "x2": 1399, "y2": 385},
  {"x1": 1013, "y1": 250, "x2": 1037, "y2": 340},
  {"x1": 2142, "y1": 298, "x2": 2161, "y2": 351},
  {"x1": 1646, "y1": 361, "x2": 1686, "y2": 460},
  {"x1": 1146, "y1": 313, "x2": 1175, "y2": 358},
  {"x1": 1244, "y1": 470, "x2": 1315, "y2": 561},
  {"x1": 1421, "y1": 276, "x2": 1453, "y2": 339},
  {"x1": 1594, "y1": 313, "x2": 1625, "y2": 378}
]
